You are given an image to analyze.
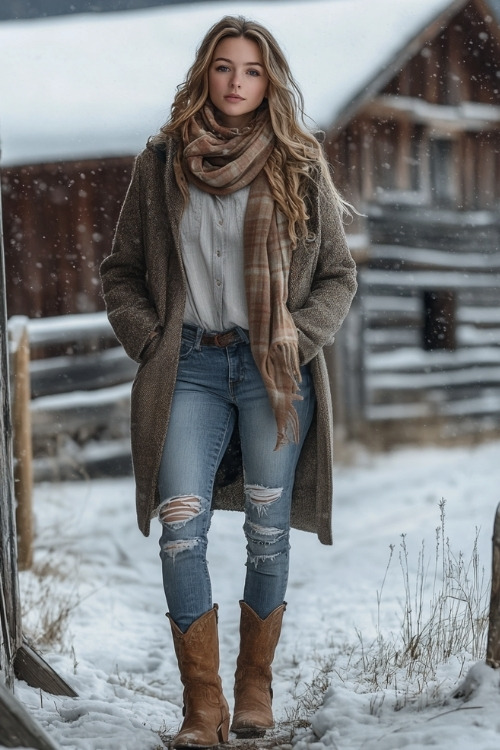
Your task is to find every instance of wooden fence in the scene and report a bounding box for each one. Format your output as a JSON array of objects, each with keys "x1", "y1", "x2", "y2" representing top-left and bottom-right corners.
[
  {"x1": 11, "y1": 312, "x2": 136, "y2": 483},
  {"x1": 5, "y1": 312, "x2": 136, "y2": 590}
]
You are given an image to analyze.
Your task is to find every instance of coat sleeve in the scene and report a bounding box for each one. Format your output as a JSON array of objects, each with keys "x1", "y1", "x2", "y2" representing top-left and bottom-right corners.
[
  {"x1": 291, "y1": 176, "x2": 357, "y2": 365},
  {"x1": 100, "y1": 153, "x2": 161, "y2": 362}
]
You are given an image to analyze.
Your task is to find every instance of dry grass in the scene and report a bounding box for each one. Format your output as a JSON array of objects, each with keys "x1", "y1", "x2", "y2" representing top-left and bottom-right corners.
[
  {"x1": 282, "y1": 657, "x2": 336, "y2": 731},
  {"x1": 273, "y1": 498, "x2": 490, "y2": 732},
  {"x1": 19, "y1": 553, "x2": 81, "y2": 649},
  {"x1": 355, "y1": 499, "x2": 489, "y2": 707}
]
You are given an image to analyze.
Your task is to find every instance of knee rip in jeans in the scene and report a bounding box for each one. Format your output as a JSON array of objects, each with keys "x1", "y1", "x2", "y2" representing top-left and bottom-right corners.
[
  {"x1": 246, "y1": 520, "x2": 287, "y2": 568},
  {"x1": 247, "y1": 520, "x2": 284, "y2": 539},
  {"x1": 245, "y1": 484, "x2": 283, "y2": 517},
  {"x1": 158, "y1": 495, "x2": 204, "y2": 527},
  {"x1": 248, "y1": 551, "x2": 281, "y2": 568},
  {"x1": 163, "y1": 538, "x2": 199, "y2": 562}
]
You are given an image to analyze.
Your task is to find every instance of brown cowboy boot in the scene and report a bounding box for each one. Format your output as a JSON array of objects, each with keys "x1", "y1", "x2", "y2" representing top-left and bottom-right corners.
[
  {"x1": 167, "y1": 605, "x2": 230, "y2": 748},
  {"x1": 231, "y1": 601, "x2": 286, "y2": 738}
]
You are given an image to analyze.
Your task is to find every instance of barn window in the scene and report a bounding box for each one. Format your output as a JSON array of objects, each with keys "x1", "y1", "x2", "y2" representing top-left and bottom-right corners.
[
  {"x1": 422, "y1": 290, "x2": 457, "y2": 351},
  {"x1": 429, "y1": 138, "x2": 457, "y2": 206},
  {"x1": 409, "y1": 126, "x2": 424, "y2": 191}
]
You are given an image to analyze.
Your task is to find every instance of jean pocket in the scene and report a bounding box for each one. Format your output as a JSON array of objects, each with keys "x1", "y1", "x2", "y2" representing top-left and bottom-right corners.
[{"x1": 179, "y1": 336, "x2": 195, "y2": 360}]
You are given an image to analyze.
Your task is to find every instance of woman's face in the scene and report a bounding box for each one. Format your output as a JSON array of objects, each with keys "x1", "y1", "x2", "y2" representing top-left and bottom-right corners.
[{"x1": 208, "y1": 36, "x2": 269, "y2": 129}]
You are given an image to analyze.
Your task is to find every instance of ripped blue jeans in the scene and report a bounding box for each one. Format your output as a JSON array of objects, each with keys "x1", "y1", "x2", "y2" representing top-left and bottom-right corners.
[{"x1": 158, "y1": 325, "x2": 315, "y2": 632}]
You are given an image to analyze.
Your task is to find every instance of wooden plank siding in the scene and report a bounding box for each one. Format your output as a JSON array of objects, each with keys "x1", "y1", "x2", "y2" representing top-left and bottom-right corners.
[
  {"x1": 1, "y1": 157, "x2": 133, "y2": 319},
  {"x1": 329, "y1": 1, "x2": 500, "y2": 446}
]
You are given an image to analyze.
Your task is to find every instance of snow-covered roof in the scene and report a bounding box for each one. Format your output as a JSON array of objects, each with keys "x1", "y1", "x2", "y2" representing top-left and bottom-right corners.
[{"x1": 1, "y1": 0, "x2": 460, "y2": 166}]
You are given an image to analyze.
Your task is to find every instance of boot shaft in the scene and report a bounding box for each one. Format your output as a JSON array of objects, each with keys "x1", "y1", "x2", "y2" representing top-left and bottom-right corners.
[
  {"x1": 167, "y1": 605, "x2": 230, "y2": 748},
  {"x1": 231, "y1": 601, "x2": 286, "y2": 737},
  {"x1": 168, "y1": 605, "x2": 221, "y2": 684},
  {"x1": 236, "y1": 601, "x2": 286, "y2": 673}
]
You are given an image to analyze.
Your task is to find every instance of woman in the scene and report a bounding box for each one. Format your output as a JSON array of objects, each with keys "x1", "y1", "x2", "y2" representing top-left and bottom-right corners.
[{"x1": 100, "y1": 15, "x2": 357, "y2": 748}]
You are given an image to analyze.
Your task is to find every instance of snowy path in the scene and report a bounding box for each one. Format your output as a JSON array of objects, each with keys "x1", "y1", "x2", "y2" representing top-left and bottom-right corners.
[{"x1": 9, "y1": 440, "x2": 500, "y2": 750}]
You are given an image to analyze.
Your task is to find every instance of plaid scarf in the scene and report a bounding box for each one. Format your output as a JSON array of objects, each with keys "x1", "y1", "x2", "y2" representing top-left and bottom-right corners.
[{"x1": 177, "y1": 103, "x2": 302, "y2": 449}]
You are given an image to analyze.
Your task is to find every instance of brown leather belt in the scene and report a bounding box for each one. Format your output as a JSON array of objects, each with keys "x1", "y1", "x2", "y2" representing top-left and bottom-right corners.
[{"x1": 200, "y1": 330, "x2": 241, "y2": 348}]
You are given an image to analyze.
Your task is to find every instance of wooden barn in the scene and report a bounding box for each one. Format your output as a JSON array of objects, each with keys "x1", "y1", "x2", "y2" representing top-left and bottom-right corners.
[
  {"x1": 1, "y1": 0, "x2": 500, "y2": 450},
  {"x1": 327, "y1": 0, "x2": 500, "y2": 446}
]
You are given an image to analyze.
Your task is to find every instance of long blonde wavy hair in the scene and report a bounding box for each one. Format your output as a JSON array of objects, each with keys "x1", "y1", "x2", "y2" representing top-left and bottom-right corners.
[{"x1": 153, "y1": 15, "x2": 349, "y2": 246}]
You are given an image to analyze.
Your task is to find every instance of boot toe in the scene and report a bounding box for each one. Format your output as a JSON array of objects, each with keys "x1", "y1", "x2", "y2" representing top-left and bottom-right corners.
[{"x1": 231, "y1": 709, "x2": 273, "y2": 737}]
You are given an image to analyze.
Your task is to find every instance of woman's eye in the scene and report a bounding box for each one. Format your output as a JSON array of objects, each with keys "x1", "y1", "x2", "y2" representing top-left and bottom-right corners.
[
  {"x1": 247, "y1": 69, "x2": 260, "y2": 76},
  {"x1": 215, "y1": 65, "x2": 230, "y2": 73}
]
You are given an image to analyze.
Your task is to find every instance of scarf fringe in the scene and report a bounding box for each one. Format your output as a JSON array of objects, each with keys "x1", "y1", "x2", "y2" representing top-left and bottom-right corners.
[
  {"x1": 272, "y1": 340, "x2": 301, "y2": 384},
  {"x1": 268, "y1": 341, "x2": 303, "y2": 451},
  {"x1": 275, "y1": 407, "x2": 300, "y2": 451}
]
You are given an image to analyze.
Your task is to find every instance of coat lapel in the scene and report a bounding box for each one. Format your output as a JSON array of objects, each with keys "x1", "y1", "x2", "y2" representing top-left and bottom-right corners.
[
  {"x1": 163, "y1": 139, "x2": 184, "y2": 268},
  {"x1": 147, "y1": 139, "x2": 186, "y2": 325}
]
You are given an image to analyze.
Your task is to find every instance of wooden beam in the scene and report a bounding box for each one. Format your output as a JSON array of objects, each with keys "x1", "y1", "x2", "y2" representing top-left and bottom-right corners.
[
  {"x1": 25, "y1": 311, "x2": 115, "y2": 349},
  {"x1": 395, "y1": 119, "x2": 411, "y2": 190},
  {"x1": 424, "y1": 41, "x2": 440, "y2": 104},
  {"x1": 362, "y1": 95, "x2": 500, "y2": 131},
  {"x1": 14, "y1": 639, "x2": 77, "y2": 697},
  {"x1": 447, "y1": 15, "x2": 467, "y2": 104},
  {"x1": 30, "y1": 347, "x2": 137, "y2": 399},
  {"x1": 486, "y1": 503, "x2": 500, "y2": 668},
  {"x1": 0, "y1": 569, "x2": 13, "y2": 683},
  {"x1": 11, "y1": 321, "x2": 34, "y2": 571},
  {"x1": 0, "y1": 162, "x2": 22, "y2": 680},
  {"x1": 0, "y1": 680, "x2": 59, "y2": 750}
]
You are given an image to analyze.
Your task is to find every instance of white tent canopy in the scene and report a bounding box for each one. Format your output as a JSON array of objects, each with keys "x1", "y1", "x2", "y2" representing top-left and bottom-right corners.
[{"x1": 1, "y1": 0, "x2": 454, "y2": 166}]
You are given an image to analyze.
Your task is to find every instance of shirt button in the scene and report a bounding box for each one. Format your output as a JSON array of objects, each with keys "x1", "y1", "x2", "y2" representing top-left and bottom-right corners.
[
  {"x1": 216, "y1": 279, "x2": 222, "y2": 286},
  {"x1": 218, "y1": 219, "x2": 223, "y2": 226}
]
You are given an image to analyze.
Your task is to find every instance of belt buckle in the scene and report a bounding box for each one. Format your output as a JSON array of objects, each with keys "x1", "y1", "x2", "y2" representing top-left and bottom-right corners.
[{"x1": 213, "y1": 330, "x2": 237, "y2": 347}]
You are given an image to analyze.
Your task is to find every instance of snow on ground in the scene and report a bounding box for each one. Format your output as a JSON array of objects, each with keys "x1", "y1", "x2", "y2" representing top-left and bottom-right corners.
[{"x1": 6, "y1": 439, "x2": 500, "y2": 750}]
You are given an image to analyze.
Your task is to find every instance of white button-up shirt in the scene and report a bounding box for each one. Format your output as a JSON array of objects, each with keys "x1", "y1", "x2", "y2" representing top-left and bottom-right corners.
[{"x1": 180, "y1": 183, "x2": 250, "y2": 332}]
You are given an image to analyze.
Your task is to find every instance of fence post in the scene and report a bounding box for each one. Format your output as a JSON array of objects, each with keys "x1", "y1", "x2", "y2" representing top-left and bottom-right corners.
[
  {"x1": 486, "y1": 502, "x2": 500, "y2": 668},
  {"x1": 0, "y1": 175, "x2": 22, "y2": 689},
  {"x1": 9, "y1": 317, "x2": 34, "y2": 571}
]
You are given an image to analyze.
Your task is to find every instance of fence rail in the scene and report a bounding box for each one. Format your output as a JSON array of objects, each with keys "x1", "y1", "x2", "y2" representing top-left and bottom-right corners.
[{"x1": 8, "y1": 312, "x2": 136, "y2": 483}]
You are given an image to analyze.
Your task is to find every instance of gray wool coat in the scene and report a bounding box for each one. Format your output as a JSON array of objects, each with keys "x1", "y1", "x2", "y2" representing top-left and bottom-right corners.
[{"x1": 100, "y1": 138, "x2": 357, "y2": 545}]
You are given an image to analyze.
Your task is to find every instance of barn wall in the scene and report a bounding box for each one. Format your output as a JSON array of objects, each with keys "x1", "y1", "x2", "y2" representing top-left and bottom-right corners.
[
  {"x1": 328, "y1": 1, "x2": 500, "y2": 446},
  {"x1": 1, "y1": 157, "x2": 133, "y2": 319}
]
